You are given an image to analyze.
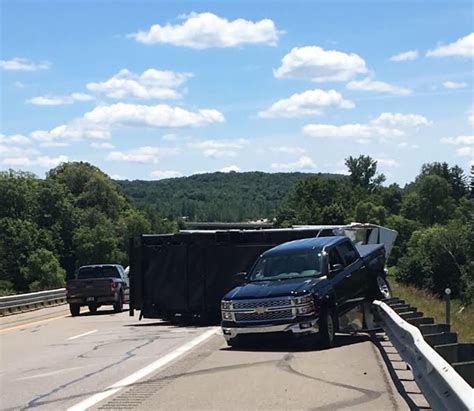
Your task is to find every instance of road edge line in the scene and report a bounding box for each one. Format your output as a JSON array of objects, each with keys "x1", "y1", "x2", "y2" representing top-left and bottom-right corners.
[{"x1": 67, "y1": 327, "x2": 219, "y2": 411}]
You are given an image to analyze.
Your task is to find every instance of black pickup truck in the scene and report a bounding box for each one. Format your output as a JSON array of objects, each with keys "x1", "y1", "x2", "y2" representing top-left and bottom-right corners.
[
  {"x1": 221, "y1": 236, "x2": 391, "y2": 347},
  {"x1": 66, "y1": 264, "x2": 130, "y2": 316}
]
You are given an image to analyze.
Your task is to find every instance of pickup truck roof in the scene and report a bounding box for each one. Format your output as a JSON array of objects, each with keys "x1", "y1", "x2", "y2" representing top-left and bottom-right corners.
[{"x1": 263, "y1": 236, "x2": 347, "y2": 256}]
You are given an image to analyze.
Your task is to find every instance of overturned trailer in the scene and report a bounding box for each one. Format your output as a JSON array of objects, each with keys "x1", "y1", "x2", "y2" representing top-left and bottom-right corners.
[{"x1": 129, "y1": 224, "x2": 397, "y2": 322}]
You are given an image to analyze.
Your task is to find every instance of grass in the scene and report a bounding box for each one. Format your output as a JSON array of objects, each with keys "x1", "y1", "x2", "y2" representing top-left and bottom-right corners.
[{"x1": 387, "y1": 275, "x2": 474, "y2": 343}]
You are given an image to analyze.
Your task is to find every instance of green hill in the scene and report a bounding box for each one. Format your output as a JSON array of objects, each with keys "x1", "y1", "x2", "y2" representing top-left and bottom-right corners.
[{"x1": 116, "y1": 171, "x2": 344, "y2": 222}]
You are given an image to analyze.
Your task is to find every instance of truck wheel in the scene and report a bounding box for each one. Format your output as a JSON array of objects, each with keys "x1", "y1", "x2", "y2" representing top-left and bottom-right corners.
[
  {"x1": 113, "y1": 293, "x2": 123, "y2": 313},
  {"x1": 319, "y1": 309, "x2": 336, "y2": 348},
  {"x1": 375, "y1": 276, "x2": 392, "y2": 300},
  {"x1": 88, "y1": 304, "x2": 98, "y2": 315},
  {"x1": 226, "y1": 336, "x2": 242, "y2": 348},
  {"x1": 69, "y1": 304, "x2": 80, "y2": 317}
]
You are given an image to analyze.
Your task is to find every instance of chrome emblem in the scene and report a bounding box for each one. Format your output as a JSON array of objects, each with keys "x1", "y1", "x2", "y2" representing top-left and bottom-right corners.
[{"x1": 255, "y1": 306, "x2": 266, "y2": 314}]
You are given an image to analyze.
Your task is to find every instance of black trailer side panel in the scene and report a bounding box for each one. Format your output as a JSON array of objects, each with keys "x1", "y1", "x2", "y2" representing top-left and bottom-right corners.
[
  {"x1": 130, "y1": 228, "x2": 325, "y2": 319},
  {"x1": 143, "y1": 244, "x2": 187, "y2": 311}
]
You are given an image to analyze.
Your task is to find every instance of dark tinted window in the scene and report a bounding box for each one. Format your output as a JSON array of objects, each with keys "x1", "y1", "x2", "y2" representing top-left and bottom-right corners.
[
  {"x1": 337, "y1": 241, "x2": 358, "y2": 266},
  {"x1": 328, "y1": 248, "x2": 343, "y2": 269},
  {"x1": 249, "y1": 250, "x2": 323, "y2": 281},
  {"x1": 77, "y1": 266, "x2": 120, "y2": 279}
]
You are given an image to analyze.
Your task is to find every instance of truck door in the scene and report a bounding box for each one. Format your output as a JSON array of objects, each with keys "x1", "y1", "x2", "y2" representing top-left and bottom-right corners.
[
  {"x1": 337, "y1": 240, "x2": 366, "y2": 306},
  {"x1": 327, "y1": 247, "x2": 354, "y2": 315}
]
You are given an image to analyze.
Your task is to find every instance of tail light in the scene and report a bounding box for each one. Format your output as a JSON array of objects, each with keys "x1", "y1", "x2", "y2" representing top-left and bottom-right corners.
[{"x1": 110, "y1": 280, "x2": 117, "y2": 291}]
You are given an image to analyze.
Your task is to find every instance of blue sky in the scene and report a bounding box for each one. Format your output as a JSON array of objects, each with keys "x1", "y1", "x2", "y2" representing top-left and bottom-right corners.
[{"x1": 1, "y1": 0, "x2": 473, "y2": 184}]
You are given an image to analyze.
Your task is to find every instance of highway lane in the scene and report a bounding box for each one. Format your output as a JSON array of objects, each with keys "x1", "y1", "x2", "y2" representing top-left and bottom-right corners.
[
  {"x1": 91, "y1": 334, "x2": 412, "y2": 411},
  {"x1": 1, "y1": 305, "x2": 416, "y2": 411},
  {"x1": 0, "y1": 306, "x2": 214, "y2": 410}
]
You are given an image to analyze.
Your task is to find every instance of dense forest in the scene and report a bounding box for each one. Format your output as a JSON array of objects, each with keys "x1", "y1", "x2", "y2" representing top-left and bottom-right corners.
[
  {"x1": 117, "y1": 171, "x2": 342, "y2": 222},
  {"x1": 0, "y1": 157, "x2": 473, "y2": 306}
]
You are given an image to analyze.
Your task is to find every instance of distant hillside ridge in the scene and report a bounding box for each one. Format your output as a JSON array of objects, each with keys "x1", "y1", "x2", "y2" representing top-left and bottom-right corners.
[{"x1": 116, "y1": 171, "x2": 345, "y2": 222}]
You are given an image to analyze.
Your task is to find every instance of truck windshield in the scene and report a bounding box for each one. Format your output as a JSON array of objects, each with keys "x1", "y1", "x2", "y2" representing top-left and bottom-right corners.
[
  {"x1": 77, "y1": 266, "x2": 120, "y2": 279},
  {"x1": 248, "y1": 250, "x2": 323, "y2": 281}
]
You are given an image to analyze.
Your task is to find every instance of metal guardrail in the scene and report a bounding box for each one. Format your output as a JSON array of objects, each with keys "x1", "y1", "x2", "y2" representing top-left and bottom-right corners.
[
  {"x1": 373, "y1": 300, "x2": 473, "y2": 411},
  {"x1": 0, "y1": 288, "x2": 66, "y2": 316}
]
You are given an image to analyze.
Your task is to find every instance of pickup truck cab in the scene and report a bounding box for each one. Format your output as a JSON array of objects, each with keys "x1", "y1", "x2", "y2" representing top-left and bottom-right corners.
[
  {"x1": 66, "y1": 264, "x2": 129, "y2": 316},
  {"x1": 221, "y1": 236, "x2": 391, "y2": 347}
]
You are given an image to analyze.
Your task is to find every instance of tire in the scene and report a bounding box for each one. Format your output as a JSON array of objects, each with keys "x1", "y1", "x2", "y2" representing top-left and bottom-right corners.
[
  {"x1": 113, "y1": 293, "x2": 123, "y2": 313},
  {"x1": 319, "y1": 308, "x2": 336, "y2": 348},
  {"x1": 88, "y1": 304, "x2": 98, "y2": 314},
  {"x1": 375, "y1": 275, "x2": 392, "y2": 300},
  {"x1": 226, "y1": 336, "x2": 242, "y2": 348},
  {"x1": 69, "y1": 304, "x2": 80, "y2": 317}
]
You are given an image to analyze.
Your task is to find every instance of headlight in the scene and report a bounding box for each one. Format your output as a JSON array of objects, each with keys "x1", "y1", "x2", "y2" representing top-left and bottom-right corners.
[
  {"x1": 222, "y1": 311, "x2": 233, "y2": 320},
  {"x1": 295, "y1": 295, "x2": 313, "y2": 305},
  {"x1": 221, "y1": 301, "x2": 232, "y2": 310}
]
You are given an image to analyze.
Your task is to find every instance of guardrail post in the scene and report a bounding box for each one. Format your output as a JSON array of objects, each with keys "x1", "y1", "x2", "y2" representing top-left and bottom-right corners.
[{"x1": 445, "y1": 288, "x2": 451, "y2": 326}]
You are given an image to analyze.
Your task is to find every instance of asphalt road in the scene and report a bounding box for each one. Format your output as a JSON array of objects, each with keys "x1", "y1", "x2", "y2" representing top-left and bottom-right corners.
[{"x1": 1, "y1": 305, "x2": 416, "y2": 411}]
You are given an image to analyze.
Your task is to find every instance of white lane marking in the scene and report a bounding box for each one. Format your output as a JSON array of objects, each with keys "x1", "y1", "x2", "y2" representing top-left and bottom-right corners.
[
  {"x1": 68, "y1": 330, "x2": 98, "y2": 340},
  {"x1": 16, "y1": 366, "x2": 91, "y2": 381},
  {"x1": 67, "y1": 327, "x2": 219, "y2": 411}
]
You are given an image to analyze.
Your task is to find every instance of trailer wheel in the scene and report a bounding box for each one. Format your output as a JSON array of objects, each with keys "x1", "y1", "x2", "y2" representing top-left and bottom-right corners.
[
  {"x1": 319, "y1": 308, "x2": 336, "y2": 348},
  {"x1": 113, "y1": 292, "x2": 123, "y2": 313},
  {"x1": 69, "y1": 304, "x2": 80, "y2": 317}
]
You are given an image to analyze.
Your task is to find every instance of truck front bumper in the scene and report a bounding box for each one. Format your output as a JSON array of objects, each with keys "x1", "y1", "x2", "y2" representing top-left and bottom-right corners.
[{"x1": 222, "y1": 319, "x2": 319, "y2": 341}]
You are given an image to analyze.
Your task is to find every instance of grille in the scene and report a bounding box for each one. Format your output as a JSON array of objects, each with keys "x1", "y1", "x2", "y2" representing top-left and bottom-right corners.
[
  {"x1": 234, "y1": 309, "x2": 294, "y2": 322},
  {"x1": 232, "y1": 299, "x2": 291, "y2": 310}
]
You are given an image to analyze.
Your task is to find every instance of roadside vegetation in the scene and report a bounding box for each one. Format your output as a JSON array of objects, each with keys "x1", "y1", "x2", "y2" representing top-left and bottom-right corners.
[{"x1": 389, "y1": 276, "x2": 474, "y2": 343}]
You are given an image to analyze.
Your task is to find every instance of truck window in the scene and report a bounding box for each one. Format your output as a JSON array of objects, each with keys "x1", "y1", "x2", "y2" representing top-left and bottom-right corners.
[
  {"x1": 328, "y1": 248, "x2": 343, "y2": 269},
  {"x1": 77, "y1": 266, "x2": 120, "y2": 279},
  {"x1": 337, "y1": 241, "x2": 358, "y2": 266},
  {"x1": 249, "y1": 250, "x2": 323, "y2": 281}
]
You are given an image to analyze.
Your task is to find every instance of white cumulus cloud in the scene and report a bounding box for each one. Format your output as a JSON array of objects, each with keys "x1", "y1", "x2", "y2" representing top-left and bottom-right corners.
[
  {"x1": 28, "y1": 93, "x2": 94, "y2": 106},
  {"x1": 427, "y1": 33, "x2": 474, "y2": 57},
  {"x1": 90, "y1": 142, "x2": 115, "y2": 150},
  {"x1": 346, "y1": 77, "x2": 412, "y2": 95},
  {"x1": 189, "y1": 138, "x2": 249, "y2": 158},
  {"x1": 456, "y1": 147, "x2": 473, "y2": 157},
  {"x1": 271, "y1": 156, "x2": 316, "y2": 170},
  {"x1": 442, "y1": 81, "x2": 468, "y2": 89},
  {"x1": 0, "y1": 57, "x2": 51, "y2": 71},
  {"x1": 274, "y1": 46, "x2": 367, "y2": 82},
  {"x1": 0, "y1": 134, "x2": 31, "y2": 145},
  {"x1": 150, "y1": 170, "x2": 182, "y2": 180},
  {"x1": 270, "y1": 146, "x2": 306, "y2": 154},
  {"x1": 31, "y1": 103, "x2": 224, "y2": 146},
  {"x1": 441, "y1": 135, "x2": 474, "y2": 145},
  {"x1": 130, "y1": 12, "x2": 279, "y2": 48},
  {"x1": 258, "y1": 89, "x2": 354, "y2": 118},
  {"x1": 83, "y1": 103, "x2": 224, "y2": 128},
  {"x1": 107, "y1": 146, "x2": 178, "y2": 164},
  {"x1": 303, "y1": 112, "x2": 431, "y2": 140},
  {"x1": 1, "y1": 154, "x2": 68, "y2": 168},
  {"x1": 87, "y1": 68, "x2": 192, "y2": 100},
  {"x1": 389, "y1": 50, "x2": 419, "y2": 61}
]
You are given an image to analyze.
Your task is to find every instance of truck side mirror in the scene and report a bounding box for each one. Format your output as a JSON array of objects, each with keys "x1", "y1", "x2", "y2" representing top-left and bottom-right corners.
[{"x1": 234, "y1": 272, "x2": 247, "y2": 285}]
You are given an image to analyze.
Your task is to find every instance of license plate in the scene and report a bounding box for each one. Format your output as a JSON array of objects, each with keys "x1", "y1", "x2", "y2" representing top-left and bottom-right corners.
[{"x1": 86, "y1": 297, "x2": 95, "y2": 302}]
